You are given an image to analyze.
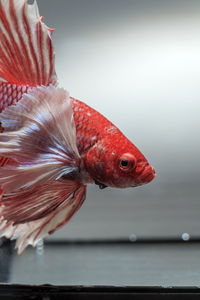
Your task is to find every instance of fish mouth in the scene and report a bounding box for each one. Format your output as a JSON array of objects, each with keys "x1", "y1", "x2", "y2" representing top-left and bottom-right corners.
[{"x1": 135, "y1": 164, "x2": 156, "y2": 186}]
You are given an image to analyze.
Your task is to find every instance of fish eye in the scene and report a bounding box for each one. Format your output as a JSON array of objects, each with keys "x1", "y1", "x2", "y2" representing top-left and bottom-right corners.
[{"x1": 119, "y1": 153, "x2": 136, "y2": 171}]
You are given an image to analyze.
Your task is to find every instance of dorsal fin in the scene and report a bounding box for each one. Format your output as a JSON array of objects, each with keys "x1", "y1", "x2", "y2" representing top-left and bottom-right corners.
[{"x1": 0, "y1": 0, "x2": 57, "y2": 86}]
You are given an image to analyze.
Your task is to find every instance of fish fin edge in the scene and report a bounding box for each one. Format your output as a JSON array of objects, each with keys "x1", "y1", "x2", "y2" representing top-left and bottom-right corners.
[{"x1": 0, "y1": 180, "x2": 86, "y2": 254}]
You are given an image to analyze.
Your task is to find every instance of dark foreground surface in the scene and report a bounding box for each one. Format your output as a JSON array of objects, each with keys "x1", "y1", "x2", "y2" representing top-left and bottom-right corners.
[
  {"x1": 1, "y1": 285, "x2": 200, "y2": 300},
  {"x1": 1, "y1": 240, "x2": 200, "y2": 298}
]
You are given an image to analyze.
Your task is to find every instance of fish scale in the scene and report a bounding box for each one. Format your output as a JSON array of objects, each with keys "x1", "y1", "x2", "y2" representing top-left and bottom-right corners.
[
  {"x1": 0, "y1": 82, "x2": 29, "y2": 112},
  {"x1": 72, "y1": 98, "x2": 115, "y2": 155}
]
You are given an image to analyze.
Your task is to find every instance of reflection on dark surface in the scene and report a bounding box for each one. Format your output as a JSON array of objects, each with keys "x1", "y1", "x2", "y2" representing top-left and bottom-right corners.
[
  {"x1": 0, "y1": 239, "x2": 12, "y2": 283},
  {"x1": 7, "y1": 241, "x2": 200, "y2": 286}
]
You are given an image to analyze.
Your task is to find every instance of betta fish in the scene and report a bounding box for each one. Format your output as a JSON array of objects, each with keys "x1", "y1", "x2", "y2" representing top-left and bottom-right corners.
[{"x1": 0, "y1": 0, "x2": 156, "y2": 253}]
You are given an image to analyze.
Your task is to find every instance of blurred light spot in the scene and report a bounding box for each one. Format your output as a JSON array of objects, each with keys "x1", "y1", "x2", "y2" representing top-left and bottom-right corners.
[
  {"x1": 129, "y1": 234, "x2": 137, "y2": 242},
  {"x1": 181, "y1": 233, "x2": 190, "y2": 241},
  {"x1": 36, "y1": 239, "x2": 44, "y2": 255}
]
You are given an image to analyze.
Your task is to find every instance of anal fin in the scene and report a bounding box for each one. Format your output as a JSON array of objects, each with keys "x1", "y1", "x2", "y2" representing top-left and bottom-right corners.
[{"x1": 0, "y1": 180, "x2": 86, "y2": 254}]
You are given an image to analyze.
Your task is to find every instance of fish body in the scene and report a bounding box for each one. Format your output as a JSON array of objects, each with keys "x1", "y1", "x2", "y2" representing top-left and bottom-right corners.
[{"x1": 0, "y1": 0, "x2": 155, "y2": 253}]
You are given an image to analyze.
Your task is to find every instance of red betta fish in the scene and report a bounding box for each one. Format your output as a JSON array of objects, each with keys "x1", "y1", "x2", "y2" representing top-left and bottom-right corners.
[{"x1": 0, "y1": 0, "x2": 156, "y2": 253}]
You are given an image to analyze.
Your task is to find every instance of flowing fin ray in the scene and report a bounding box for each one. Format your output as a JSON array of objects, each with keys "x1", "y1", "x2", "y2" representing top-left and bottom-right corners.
[
  {"x1": 0, "y1": 0, "x2": 56, "y2": 86},
  {"x1": 0, "y1": 181, "x2": 86, "y2": 254},
  {"x1": 0, "y1": 0, "x2": 57, "y2": 111},
  {"x1": 0, "y1": 86, "x2": 80, "y2": 193},
  {"x1": 0, "y1": 85, "x2": 85, "y2": 253}
]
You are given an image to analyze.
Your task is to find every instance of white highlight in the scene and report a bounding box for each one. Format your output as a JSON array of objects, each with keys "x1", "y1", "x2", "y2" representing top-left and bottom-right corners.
[{"x1": 181, "y1": 233, "x2": 190, "y2": 241}]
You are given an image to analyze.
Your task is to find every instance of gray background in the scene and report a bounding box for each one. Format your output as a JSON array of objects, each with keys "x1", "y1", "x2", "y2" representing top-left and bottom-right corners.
[{"x1": 35, "y1": 0, "x2": 200, "y2": 240}]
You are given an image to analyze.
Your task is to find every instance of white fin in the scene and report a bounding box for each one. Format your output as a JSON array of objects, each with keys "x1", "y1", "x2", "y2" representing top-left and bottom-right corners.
[
  {"x1": 0, "y1": 85, "x2": 80, "y2": 193},
  {"x1": 0, "y1": 180, "x2": 86, "y2": 254},
  {"x1": 0, "y1": 0, "x2": 56, "y2": 86}
]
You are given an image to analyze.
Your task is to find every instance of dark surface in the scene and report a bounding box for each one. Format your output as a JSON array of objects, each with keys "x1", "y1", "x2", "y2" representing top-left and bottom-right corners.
[
  {"x1": 0, "y1": 240, "x2": 12, "y2": 283},
  {"x1": 1, "y1": 285, "x2": 200, "y2": 300}
]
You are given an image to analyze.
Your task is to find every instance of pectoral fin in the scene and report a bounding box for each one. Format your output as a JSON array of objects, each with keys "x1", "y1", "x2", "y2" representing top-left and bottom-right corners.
[{"x1": 0, "y1": 85, "x2": 80, "y2": 193}]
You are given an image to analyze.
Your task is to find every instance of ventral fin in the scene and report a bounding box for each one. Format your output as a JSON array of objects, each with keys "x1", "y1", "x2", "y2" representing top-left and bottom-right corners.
[{"x1": 0, "y1": 180, "x2": 86, "y2": 254}]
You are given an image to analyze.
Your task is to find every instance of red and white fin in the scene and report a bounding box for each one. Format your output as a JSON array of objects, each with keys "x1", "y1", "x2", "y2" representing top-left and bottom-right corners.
[
  {"x1": 0, "y1": 180, "x2": 86, "y2": 254},
  {"x1": 0, "y1": 85, "x2": 85, "y2": 253},
  {"x1": 0, "y1": 157, "x2": 8, "y2": 167},
  {"x1": 0, "y1": 85, "x2": 80, "y2": 193},
  {"x1": 0, "y1": 0, "x2": 56, "y2": 86},
  {"x1": 0, "y1": 0, "x2": 57, "y2": 110}
]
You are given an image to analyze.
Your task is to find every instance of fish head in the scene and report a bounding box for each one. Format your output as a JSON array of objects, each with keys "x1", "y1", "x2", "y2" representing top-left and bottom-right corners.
[{"x1": 84, "y1": 133, "x2": 156, "y2": 189}]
